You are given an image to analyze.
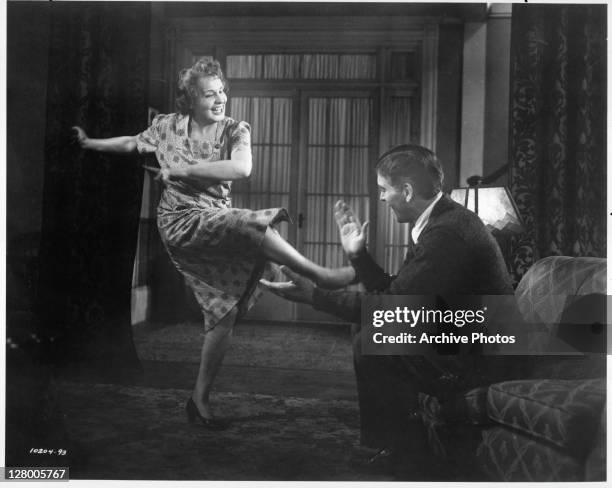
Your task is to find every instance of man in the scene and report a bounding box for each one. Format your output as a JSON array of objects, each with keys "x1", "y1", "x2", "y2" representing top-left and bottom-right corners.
[{"x1": 262, "y1": 145, "x2": 514, "y2": 478}]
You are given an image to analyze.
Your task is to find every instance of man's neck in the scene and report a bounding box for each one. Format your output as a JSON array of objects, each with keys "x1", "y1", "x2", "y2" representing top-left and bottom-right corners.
[
  {"x1": 410, "y1": 192, "x2": 443, "y2": 243},
  {"x1": 409, "y1": 195, "x2": 439, "y2": 223}
]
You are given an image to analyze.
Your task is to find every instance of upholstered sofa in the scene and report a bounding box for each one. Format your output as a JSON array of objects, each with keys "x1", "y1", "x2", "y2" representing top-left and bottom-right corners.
[{"x1": 418, "y1": 256, "x2": 607, "y2": 481}]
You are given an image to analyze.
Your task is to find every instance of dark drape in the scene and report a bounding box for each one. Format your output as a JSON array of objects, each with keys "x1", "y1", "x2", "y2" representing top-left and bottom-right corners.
[
  {"x1": 508, "y1": 5, "x2": 606, "y2": 283},
  {"x1": 38, "y1": 2, "x2": 150, "y2": 375}
]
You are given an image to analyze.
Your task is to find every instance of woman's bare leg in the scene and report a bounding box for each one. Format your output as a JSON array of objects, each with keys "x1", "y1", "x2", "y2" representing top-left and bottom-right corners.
[
  {"x1": 192, "y1": 308, "x2": 237, "y2": 418},
  {"x1": 260, "y1": 227, "x2": 355, "y2": 289}
]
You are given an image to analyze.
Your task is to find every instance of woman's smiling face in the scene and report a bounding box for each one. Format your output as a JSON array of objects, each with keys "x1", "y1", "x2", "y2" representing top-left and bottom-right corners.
[{"x1": 192, "y1": 75, "x2": 227, "y2": 123}]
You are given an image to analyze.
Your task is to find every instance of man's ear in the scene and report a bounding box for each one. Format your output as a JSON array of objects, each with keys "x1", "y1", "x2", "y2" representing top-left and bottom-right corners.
[{"x1": 403, "y1": 182, "x2": 414, "y2": 203}]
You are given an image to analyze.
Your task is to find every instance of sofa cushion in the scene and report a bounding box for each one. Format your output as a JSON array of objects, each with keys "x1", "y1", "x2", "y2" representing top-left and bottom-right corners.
[
  {"x1": 486, "y1": 378, "x2": 605, "y2": 456},
  {"x1": 584, "y1": 405, "x2": 606, "y2": 481},
  {"x1": 477, "y1": 426, "x2": 583, "y2": 481},
  {"x1": 515, "y1": 256, "x2": 606, "y2": 327}
]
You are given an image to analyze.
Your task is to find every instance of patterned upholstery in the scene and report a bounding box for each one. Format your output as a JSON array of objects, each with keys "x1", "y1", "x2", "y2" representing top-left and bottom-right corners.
[
  {"x1": 418, "y1": 257, "x2": 607, "y2": 481},
  {"x1": 477, "y1": 427, "x2": 583, "y2": 481},
  {"x1": 515, "y1": 256, "x2": 606, "y2": 328},
  {"x1": 486, "y1": 378, "x2": 605, "y2": 455},
  {"x1": 585, "y1": 406, "x2": 606, "y2": 481}
]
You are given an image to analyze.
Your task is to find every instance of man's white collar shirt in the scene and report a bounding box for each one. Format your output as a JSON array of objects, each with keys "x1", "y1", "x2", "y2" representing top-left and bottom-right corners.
[{"x1": 411, "y1": 192, "x2": 443, "y2": 244}]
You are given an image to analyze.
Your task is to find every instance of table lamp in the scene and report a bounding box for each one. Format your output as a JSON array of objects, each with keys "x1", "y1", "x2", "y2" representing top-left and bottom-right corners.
[{"x1": 449, "y1": 163, "x2": 524, "y2": 237}]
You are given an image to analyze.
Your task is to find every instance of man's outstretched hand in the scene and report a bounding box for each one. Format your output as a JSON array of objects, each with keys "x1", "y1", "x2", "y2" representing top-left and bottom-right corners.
[
  {"x1": 260, "y1": 266, "x2": 315, "y2": 305},
  {"x1": 334, "y1": 200, "x2": 369, "y2": 258}
]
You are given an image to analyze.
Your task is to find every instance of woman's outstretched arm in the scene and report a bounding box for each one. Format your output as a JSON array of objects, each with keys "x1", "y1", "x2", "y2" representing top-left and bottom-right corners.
[
  {"x1": 73, "y1": 126, "x2": 138, "y2": 154},
  {"x1": 167, "y1": 144, "x2": 252, "y2": 181},
  {"x1": 163, "y1": 121, "x2": 253, "y2": 182}
]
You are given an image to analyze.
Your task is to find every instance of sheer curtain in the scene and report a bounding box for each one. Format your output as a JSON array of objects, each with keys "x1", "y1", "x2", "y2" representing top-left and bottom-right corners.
[
  {"x1": 305, "y1": 97, "x2": 371, "y2": 267},
  {"x1": 230, "y1": 97, "x2": 293, "y2": 240},
  {"x1": 227, "y1": 54, "x2": 424, "y2": 272},
  {"x1": 228, "y1": 53, "x2": 377, "y2": 262},
  {"x1": 227, "y1": 54, "x2": 376, "y2": 80},
  {"x1": 229, "y1": 94, "x2": 373, "y2": 265},
  {"x1": 381, "y1": 97, "x2": 414, "y2": 271}
]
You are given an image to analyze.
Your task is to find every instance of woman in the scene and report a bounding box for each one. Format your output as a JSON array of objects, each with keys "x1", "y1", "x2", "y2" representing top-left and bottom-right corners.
[{"x1": 73, "y1": 59, "x2": 355, "y2": 429}]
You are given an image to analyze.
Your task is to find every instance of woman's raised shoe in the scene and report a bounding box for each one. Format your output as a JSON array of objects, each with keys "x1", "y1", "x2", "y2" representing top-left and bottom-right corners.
[{"x1": 185, "y1": 398, "x2": 230, "y2": 431}]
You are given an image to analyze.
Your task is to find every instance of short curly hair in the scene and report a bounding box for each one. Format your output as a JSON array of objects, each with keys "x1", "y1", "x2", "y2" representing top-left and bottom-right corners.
[
  {"x1": 376, "y1": 145, "x2": 444, "y2": 199},
  {"x1": 175, "y1": 58, "x2": 228, "y2": 115}
]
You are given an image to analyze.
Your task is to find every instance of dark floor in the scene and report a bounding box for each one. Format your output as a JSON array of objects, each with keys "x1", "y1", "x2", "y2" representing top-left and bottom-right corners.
[{"x1": 49, "y1": 320, "x2": 400, "y2": 481}]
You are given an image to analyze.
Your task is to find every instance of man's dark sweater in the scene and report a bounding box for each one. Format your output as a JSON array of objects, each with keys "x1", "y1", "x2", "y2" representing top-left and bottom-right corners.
[{"x1": 311, "y1": 195, "x2": 515, "y2": 450}]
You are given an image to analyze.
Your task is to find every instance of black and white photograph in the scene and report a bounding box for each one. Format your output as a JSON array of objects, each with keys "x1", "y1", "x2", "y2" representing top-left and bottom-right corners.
[{"x1": 3, "y1": 1, "x2": 608, "y2": 483}]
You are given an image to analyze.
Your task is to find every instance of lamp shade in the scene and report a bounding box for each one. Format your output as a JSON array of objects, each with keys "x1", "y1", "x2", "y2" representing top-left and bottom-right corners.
[{"x1": 450, "y1": 186, "x2": 524, "y2": 236}]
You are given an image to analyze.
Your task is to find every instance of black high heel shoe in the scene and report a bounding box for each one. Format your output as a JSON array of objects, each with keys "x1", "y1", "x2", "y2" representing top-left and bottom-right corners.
[{"x1": 185, "y1": 398, "x2": 230, "y2": 431}]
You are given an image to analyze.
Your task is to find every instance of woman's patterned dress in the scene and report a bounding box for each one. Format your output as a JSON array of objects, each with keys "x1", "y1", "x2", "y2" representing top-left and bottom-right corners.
[{"x1": 137, "y1": 113, "x2": 288, "y2": 329}]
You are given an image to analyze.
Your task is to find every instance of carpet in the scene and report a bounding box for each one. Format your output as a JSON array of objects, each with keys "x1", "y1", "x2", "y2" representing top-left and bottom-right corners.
[
  {"x1": 49, "y1": 321, "x2": 399, "y2": 481},
  {"x1": 57, "y1": 380, "x2": 390, "y2": 481}
]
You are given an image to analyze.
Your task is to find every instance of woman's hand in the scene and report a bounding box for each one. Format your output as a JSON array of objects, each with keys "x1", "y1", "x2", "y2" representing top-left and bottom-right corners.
[
  {"x1": 72, "y1": 126, "x2": 89, "y2": 149},
  {"x1": 144, "y1": 165, "x2": 172, "y2": 185},
  {"x1": 184, "y1": 150, "x2": 252, "y2": 181},
  {"x1": 334, "y1": 200, "x2": 369, "y2": 258},
  {"x1": 70, "y1": 126, "x2": 137, "y2": 154}
]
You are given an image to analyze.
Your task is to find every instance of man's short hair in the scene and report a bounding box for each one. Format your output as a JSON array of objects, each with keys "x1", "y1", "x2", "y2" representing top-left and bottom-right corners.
[{"x1": 376, "y1": 145, "x2": 444, "y2": 199}]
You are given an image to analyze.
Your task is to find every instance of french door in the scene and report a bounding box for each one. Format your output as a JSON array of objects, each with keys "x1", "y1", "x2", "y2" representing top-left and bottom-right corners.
[
  {"x1": 296, "y1": 91, "x2": 376, "y2": 320},
  {"x1": 229, "y1": 89, "x2": 378, "y2": 322}
]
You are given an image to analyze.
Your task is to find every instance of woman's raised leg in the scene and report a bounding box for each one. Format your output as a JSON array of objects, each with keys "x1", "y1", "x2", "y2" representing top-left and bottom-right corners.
[{"x1": 260, "y1": 226, "x2": 355, "y2": 289}]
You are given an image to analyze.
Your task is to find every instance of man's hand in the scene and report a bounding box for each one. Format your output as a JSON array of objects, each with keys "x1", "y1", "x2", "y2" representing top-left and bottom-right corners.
[
  {"x1": 334, "y1": 200, "x2": 369, "y2": 258},
  {"x1": 259, "y1": 266, "x2": 315, "y2": 305}
]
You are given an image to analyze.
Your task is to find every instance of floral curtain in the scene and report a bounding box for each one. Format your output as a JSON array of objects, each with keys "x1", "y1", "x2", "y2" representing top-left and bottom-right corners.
[
  {"x1": 38, "y1": 3, "x2": 150, "y2": 374},
  {"x1": 508, "y1": 5, "x2": 606, "y2": 283}
]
